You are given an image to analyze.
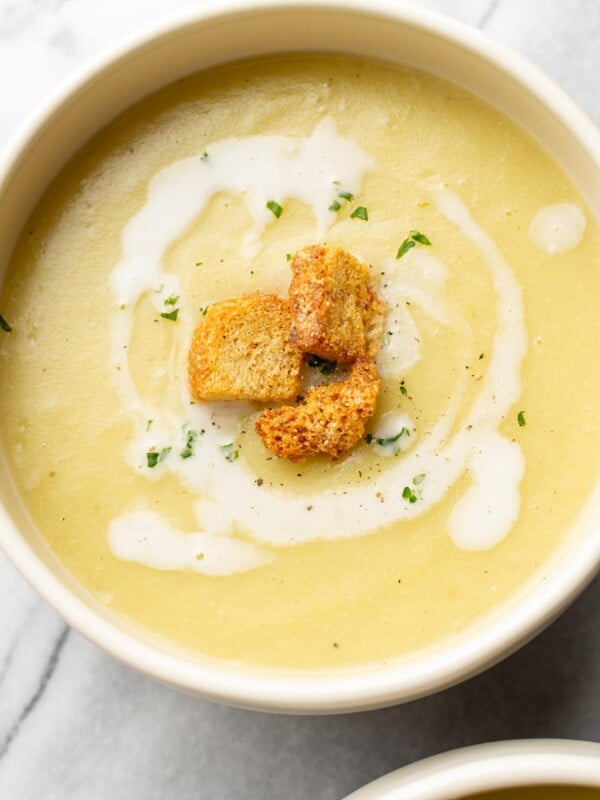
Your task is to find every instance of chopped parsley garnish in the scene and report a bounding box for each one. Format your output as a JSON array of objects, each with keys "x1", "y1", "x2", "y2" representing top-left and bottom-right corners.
[
  {"x1": 219, "y1": 442, "x2": 239, "y2": 462},
  {"x1": 365, "y1": 427, "x2": 410, "y2": 447},
  {"x1": 330, "y1": 183, "x2": 356, "y2": 212},
  {"x1": 160, "y1": 308, "x2": 179, "y2": 321},
  {"x1": 200, "y1": 151, "x2": 209, "y2": 162},
  {"x1": 146, "y1": 419, "x2": 153, "y2": 432},
  {"x1": 409, "y1": 230, "x2": 432, "y2": 246},
  {"x1": 350, "y1": 206, "x2": 368, "y2": 221},
  {"x1": 0, "y1": 314, "x2": 12, "y2": 333},
  {"x1": 146, "y1": 446, "x2": 171, "y2": 468},
  {"x1": 164, "y1": 295, "x2": 179, "y2": 306},
  {"x1": 195, "y1": 261, "x2": 204, "y2": 267},
  {"x1": 396, "y1": 239, "x2": 416, "y2": 259},
  {"x1": 397, "y1": 229, "x2": 432, "y2": 259},
  {"x1": 307, "y1": 354, "x2": 337, "y2": 374},
  {"x1": 400, "y1": 384, "x2": 408, "y2": 396},
  {"x1": 286, "y1": 253, "x2": 291, "y2": 261},
  {"x1": 266, "y1": 200, "x2": 283, "y2": 218},
  {"x1": 401, "y1": 474, "x2": 426, "y2": 501},
  {"x1": 180, "y1": 429, "x2": 197, "y2": 459},
  {"x1": 517, "y1": 410, "x2": 526, "y2": 427},
  {"x1": 402, "y1": 486, "x2": 418, "y2": 503},
  {"x1": 200, "y1": 306, "x2": 209, "y2": 317},
  {"x1": 154, "y1": 284, "x2": 164, "y2": 293}
]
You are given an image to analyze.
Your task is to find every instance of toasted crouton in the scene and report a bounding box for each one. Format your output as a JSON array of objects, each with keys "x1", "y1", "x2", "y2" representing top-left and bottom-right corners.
[
  {"x1": 255, "y1": 360, "x2": 380, "y2": 462},
  {"x1": 188, "y1": 295, "x2": 302, "y2": 402},
  {"x1": 289, "y1": 245, "x2": 386, "y2": 363}
]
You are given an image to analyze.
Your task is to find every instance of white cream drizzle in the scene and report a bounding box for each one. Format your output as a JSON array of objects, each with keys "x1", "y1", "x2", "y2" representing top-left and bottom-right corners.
[
  {"x1": 107, "y1": 118, "x2": 527, "y2": 575},
  {"x1": 377, "y1": 248, "x2": 451, "y2": 378},
  {"x1": 448, "y1": 432, "x2": 524, "y2": 551},
  {"x1": 108, "y1": 510, "x2": 271, "y2": 575},
  {"x1": 529, "y1": 203, "x2": 586, "y2": 255}
]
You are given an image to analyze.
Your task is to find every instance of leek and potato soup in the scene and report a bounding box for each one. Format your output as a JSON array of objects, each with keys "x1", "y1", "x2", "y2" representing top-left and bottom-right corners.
[
  {"x1": 1, "y1": 55, "x2": 598, "y2": 669},
  {"x1": 464, "y1": 787, "x2": 600, "y2": 800}
]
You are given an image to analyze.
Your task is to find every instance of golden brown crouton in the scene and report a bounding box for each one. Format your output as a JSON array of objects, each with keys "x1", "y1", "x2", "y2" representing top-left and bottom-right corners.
[
  {"x1": 188, "y1": 295, "x2": 302, "y2": 402},
  {"x1": 289, "y1": 245, "x2": 386, "y2": 363},
  {"x1": 255, "y1": 360, "x2": 380, "y2": 462}
]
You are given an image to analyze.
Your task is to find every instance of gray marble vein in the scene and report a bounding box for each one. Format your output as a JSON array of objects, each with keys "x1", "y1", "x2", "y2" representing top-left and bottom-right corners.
[{"x1": 0, "y1": 0, "x2": 598, "y2": 798}]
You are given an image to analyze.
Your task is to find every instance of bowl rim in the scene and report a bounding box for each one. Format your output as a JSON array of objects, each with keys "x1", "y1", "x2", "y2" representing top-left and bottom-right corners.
[
  {"x1": 0, "y1": 0, "x2": 599, "y2": 713},
  {"x1": 342, "y1": 739, "x2": 600, "y2": 799}
]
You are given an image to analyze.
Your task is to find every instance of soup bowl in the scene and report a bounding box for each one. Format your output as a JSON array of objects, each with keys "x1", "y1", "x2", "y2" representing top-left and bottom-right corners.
[
  {"x1": 0, "y1": 0, "x2": 599, "y2": 713},
  {"x1": 343, "y1": 739, "x2": 600, "y2": 799}
]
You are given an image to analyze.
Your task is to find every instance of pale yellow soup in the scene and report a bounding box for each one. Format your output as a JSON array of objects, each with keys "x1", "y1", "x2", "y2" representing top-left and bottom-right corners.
[
  {"x1": 465, "y1": 788, "x2": 600, "y2": 800},
  {"x1": 0, "y1": 55, "x2": 599, "y2": 670}
]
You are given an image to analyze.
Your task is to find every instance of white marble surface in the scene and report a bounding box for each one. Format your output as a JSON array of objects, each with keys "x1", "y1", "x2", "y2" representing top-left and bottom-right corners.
[{"x1": 0, "y1": 1, "x2": 598, "y2": 797}]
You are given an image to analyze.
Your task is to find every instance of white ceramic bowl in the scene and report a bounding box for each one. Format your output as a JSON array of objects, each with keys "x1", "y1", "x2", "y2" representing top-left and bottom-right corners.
[
  {"x1": 343, "y1": 740, "x2": 600, "y2": 799},
  {"x1": 0, "y1": 1, "x2": 599, "y2": 713}
]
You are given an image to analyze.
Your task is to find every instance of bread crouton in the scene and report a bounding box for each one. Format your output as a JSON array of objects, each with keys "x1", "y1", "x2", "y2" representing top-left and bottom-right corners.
[
  {"x1": 188, "y1": 295, "x2": 302, "y2": 402},
  {"x1": 289, "y1": 244, "x2": 386, "y2": 363},
  {"x1": 255, "y1": 360, "x2": 380, "y2": 462}
]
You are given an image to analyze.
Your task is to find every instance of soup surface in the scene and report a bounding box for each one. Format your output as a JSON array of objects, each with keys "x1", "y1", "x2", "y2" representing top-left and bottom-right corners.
[
  {"x1": 1, "y1": 55, "x2": 599, "y2": 669},
  {"x1": 465, "y1": 787, "x2": 600, "y2": 800}
]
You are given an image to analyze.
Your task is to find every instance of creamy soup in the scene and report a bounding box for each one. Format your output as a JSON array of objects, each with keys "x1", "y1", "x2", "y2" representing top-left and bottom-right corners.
[
  {"x1": 465, "y1": 787, "x2": 600, "y2": 800},
  {"x1": 0, "y1": 55, "x2": 598, "y2": 669}
]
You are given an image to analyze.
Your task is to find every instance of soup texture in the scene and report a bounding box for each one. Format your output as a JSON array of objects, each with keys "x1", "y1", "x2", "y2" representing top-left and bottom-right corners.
[
  {"x1": 465, "y1": 787, "x2": 600, "y2": 800},
  {"x1": 0, "y1": 55, "x2": 598, "y2": 669}
]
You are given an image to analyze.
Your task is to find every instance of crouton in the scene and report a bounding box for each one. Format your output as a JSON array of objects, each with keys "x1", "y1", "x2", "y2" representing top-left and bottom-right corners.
[
  {"x1": 255, "y1": 360, "x2": 380, "y2": 462},
  {"x1": 188, "y1": 295, "x2": 302, "y2": 402},
  {"x1": 289, "y1": 244, "x2": 386, "y2": 363}
]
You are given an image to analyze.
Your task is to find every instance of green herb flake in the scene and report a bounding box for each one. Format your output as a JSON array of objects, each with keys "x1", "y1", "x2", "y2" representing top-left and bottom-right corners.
[
  {"x1": 0, "y1": 314, "x2": 12, "y2": 333},
  {"x1": 517, "y1": 410, "x2": 526, "y2": 427},
  {"x1": 286, "y1": 253, "x2": 291, "y2": 261},
  {"x1": 397, "y1": 230, "x2": 432, "y2": 258},
  {"x1": 146, "y1": 446, "x2": 171, "y2": 469},
  {"x1": 400, "y1": 384, "x2": 408, "y2": 396},
  {"x1": 307, "y1": 354, "x2": 337, "y2": 374},
  {"x1": 413, "y1": 473, "x2": 426, "y2": 486},
  {"x1": 146, "y1": 419, "x2": 153, "y2": 432},
  {"x1": 338, "y1": 190, "x2": 354, "y2": 201},
  {"x1": 329, "y1": 200, "x2": 342, "y2": 212},
  {"x1": 200, "y1": 151, "x2": 209, "y2": 162},
  {"x1": 154, "y1": 284, "x2": 164, "y2": 294},
  {"x1": 365, "y1": 427, "x2": 410, "y2": 450},
  {"x1": 266, "y1": 200, "x2": 283, "y2": 218},
  {"x1": 409, "y1": 230, "x2": 432, "y2": 246},
  {"x1": 396, "y1": 238, "x2": 416, "y2": 259},
  {"x1": 195, "y1": 261, "x2": 204, "y2": 267},
  {"x1": 160, "y1": 308, "x2": 179, "y2": 322},
  {"x1": 164, "y1": 295, "x2": 179, "y2": 306},
  {"x1": 201, "y1": 306, "x2": 209, "y2": 317},
  {"x1": 378, "y1": 428, "x2": 410, "y2": 447},
  {"x1": 350, "y1": 206, "x2": 368, "y2": 221},
  {"x1": 402, "y1": 485, "x2": 419, "y2": 503},
  {"x1": 180, "y1": 429, "x2": 198, "y2": 459},
  {"x1": 220, "y1": 442, "x2": 239, "y2": 462}
]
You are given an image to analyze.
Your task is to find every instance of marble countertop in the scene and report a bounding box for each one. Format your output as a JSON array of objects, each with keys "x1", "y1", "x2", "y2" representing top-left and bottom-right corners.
[{"x1": 0, "y1": 1, "x2": 599, "y2": 798}]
